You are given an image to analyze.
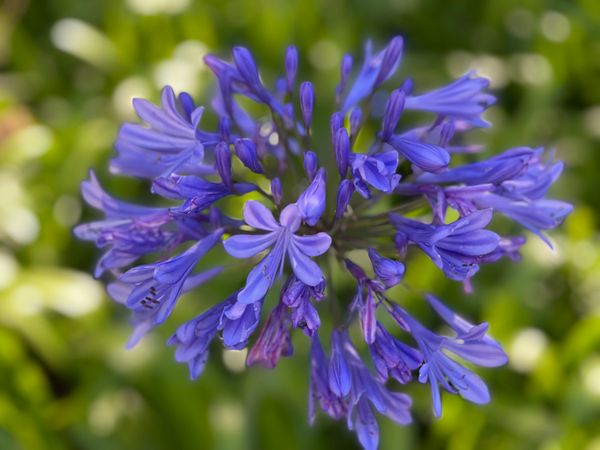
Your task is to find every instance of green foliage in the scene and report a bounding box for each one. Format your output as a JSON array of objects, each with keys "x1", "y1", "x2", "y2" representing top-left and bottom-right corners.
[{"x1": 0, "y1": 0, "x2": 599, "y2": 448}]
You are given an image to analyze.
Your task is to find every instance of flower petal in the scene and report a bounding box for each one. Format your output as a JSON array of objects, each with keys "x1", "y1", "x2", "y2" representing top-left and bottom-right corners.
[
  {"x1": 243, "y1": 200, "x2": 280, "y2": 231},
  {"x1": 287, "y1": 243, "x2": 324, "y2": 286},
  {"x1": 292, "y1": 233, "x2": 332, "y2": 257},
  {"x1": 237, "y1": 241, "x2": 285, "y2": 304},
  {"x1": 223, "y1": 232, "x2": 278, "y2": 258}
]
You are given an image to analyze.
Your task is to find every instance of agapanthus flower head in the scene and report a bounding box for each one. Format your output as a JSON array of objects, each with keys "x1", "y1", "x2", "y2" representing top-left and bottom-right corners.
[{"x1": 77, "y1": 36, "x2": 571, "y2": 450}]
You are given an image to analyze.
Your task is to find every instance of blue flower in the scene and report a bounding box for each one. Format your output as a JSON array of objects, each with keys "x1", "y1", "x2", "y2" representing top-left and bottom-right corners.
[
  {"x1": 342, "y1": 36, "x2": 404, "y2": 112},
  {"x1": 113, "y1": 230, "x2": 223, "y2": 346},
  {"x1": 309, "y1": 331, "x2": 412, "y2": 450},
  {"x1": 391, "y1": 209, "x2": 500, "y2": 281},
  {"x1": 474, "y1": 194, "x2": 572, "y2": 246},
  {"x1": 418, "y1": 147, "x2": 536, "y2": 185},
  {"x1": 308, "y1": 334, "x2": 347, "y2": 423},
  {"x1": 350, "y1": 151, "x2": 401, "y2": 198},
  {"x1": 337, "y1": 331, "x2": 413, "y2": 449},
  {"x1": 386, "y1": 134, "x2": 450, "y2": 173},
  {"x1": 334, "y1": 127, "x2": 350, "y2": 178},
  {"x1": 113, "y1": 86, "x2": 217, "y2": 179},
  {"x1": 369, "y1": 322, "x2": 422, "y2": 384},
  {"x1": 404, "y1": 71, "x2": 496, "y2": 127},
  {"x1": 223, "y1": 200, "x2": 331, "y2": 304},
  {"x1": 335, "y1": 179, "x2": 355, "y2": 220},
  {"x1": 329, "y1": 329, "x2": 352, "y2": 396},
  {"x1": 235, "y1": 138, "x2": 264, "y2": 174},
  {"x1": 74, "y1": 172, "x2": 180, "y2": 276},
  {"x1": 498, "y1": 150, "x2": 564, "y2": 200},
  {"x1": 388, "y1": 297, "x2": 507, "y2": 417},
  {"x1": 219, "y1": 297, "x2": 264, "y2": 349}
]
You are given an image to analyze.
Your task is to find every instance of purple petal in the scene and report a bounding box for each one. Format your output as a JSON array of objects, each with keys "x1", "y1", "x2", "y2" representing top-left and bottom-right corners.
[
  {"x1": 443, "y1": 340, "x2": 508, "y2": 367},
  {"x1": 292, "y1": 233, "x2": 332, "y2": 257},
  {"x1": 360, "y1": 289, "x2": 377, "y2": 344},
  {"x1": 154, "y1": 230, "x2": 223, "y2": 283},
  {"x1": 243, "y1": 200, "x2": 280, "y2": 231},
  {"x1": 381, "y1": 89, "x2": 405, "y2": 141},
  {"x1": 237, "y1": 244, "x2": 284, "y2": 304},
  {"x1": 437, "y1": 230, "x2": 500, "y2": 256},
  {"x1": 355, "y1": 400, "x2": 379, "y2": 450},
  {"x1": 287, "y1": 243, "x2": 324, "y2": 286},
  {"x1": 279, "y1": 204, "x2": 302, "y2": 232},
  {"x1": 388, "y1": 136, "x2": 450, "y2": 173},
  {"x1": 329, "y1": 330, "x2": 352, "y2": 397},
  {"x1": 223, "y1": 232, "x2": 278, "y2": 258}
]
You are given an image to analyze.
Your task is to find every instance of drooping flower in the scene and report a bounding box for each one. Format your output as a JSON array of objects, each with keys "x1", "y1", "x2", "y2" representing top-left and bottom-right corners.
[
  {"x1": 167, "y1": 294, "x2": 234, "y2": 380},
  {"x1": 246, "y1": 301, "x2": 294, "y2": 368},
  {"x1": 369, "y1": 322, "x2": 422, "y2": 384},
  {"x1": 336, "y1": 330, "x2": 413, "y2": 450},
  {"x1": 308, "y1": 334, "x2": 347, "y2": 423},
  {"x1": 388, "y1": 296, "x2": 507, "y2": 417},
  {"x1": 110, "y1": 230, "x2": 223, "y2": 346},
  {"x1": 281, "y1": 275, "x2": 324, "y2": 336}
]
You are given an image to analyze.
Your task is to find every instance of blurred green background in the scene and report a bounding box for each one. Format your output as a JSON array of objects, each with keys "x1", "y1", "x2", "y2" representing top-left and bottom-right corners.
[{"x1": 1, "y1": 0, "x2": 599, "y2": 449}]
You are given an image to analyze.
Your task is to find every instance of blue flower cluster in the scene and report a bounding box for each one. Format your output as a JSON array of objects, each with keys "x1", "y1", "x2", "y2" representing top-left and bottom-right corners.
[{"x1": 76, "y1": 36, "x2": 572, "y2": 449}]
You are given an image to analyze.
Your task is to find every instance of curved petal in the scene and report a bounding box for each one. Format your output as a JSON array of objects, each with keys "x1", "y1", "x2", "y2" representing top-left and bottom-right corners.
[
  {"x1": 237, "y1": 242, "x2": 285, "y2": 304},
  {"x1": 161, "y1": 86, "x2": 194, "y2": 128},
  {"x1": 287, "y1": 243, "x2": 324, "y2": 286},
  {"x1": 132, "y1": 98, "x2": 193, "y2": 137},
  {"x1": 457, "y1": 370, "x2": 490, "y2": 404},
  {"x1": 355, "y1": 399, "x2": 379, "y2": 450},
  {"x1": 223, "y1": 232, "x2": 278, "y2": 258},
  {"x1": 292, "y1": 233, "x2": 332, "y2": 257},
  {"x1": 450, "y1": 209, "x2": 493, "y2": 234},
  {"x1": 443, "y1": 340, "x2": 508, "y2": 367},
  {"x1": 438, "y1": 230, "x2": 500, "y2": 256},
  {"x1": 389, "y1": 136, "x2": 450, "y2": 173},
  {"x1": 243, "y1": 200, "x2": 280, "y2": 231},
  {"x1": 118, "y1": 123, "x2": 194, "y2": 151}
]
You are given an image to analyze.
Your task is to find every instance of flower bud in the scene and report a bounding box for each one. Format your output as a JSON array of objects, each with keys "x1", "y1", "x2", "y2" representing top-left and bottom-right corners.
[
  {"x1": 234, "y1": 138, "x2": 263, "y2": 173},
  {"x1": 335, "y1": 179, "x2": 354, "y2": 220},
  {"x1": 215, "y1": 141, "x2": 232, "y2": 188},
  {"x1": 300, "y1": 81, "x2": 314, "y2": 131},
  {"x1": 285, "y1": 46, "x2": 298, "y2": 93},
  {"x1": 334, "y1": 128, "x2": 350, "y2": 178},
  {"x1": 304, "y1": 151, "x2": 318, "y2": 181}
]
